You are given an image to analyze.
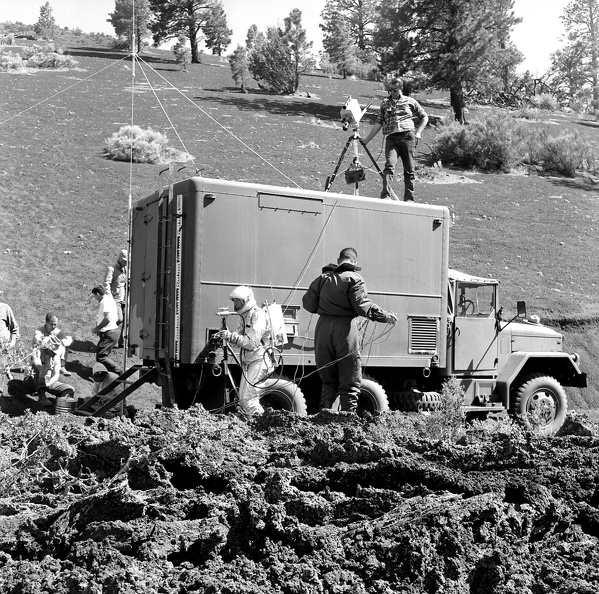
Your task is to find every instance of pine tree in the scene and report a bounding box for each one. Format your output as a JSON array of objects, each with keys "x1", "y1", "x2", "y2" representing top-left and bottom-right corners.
[
  {"x1": 550, "y1": 41, "x2": 592, "y2": 103},
  {"x1": 320, "y1": 0, "x2": 378, "y2": 50},
  {"x1": 283, "y1": 9, "x2": 316, "y2": 92},
  {"x1": 374, "y1": 0, "x2": 522, "y2": 123},
  {"x1": 107, "y1": 0, "x2": 151, "y2": 53},
  {"x1": 34, "y1": 2, "x2": 57, "y2": 38},
  {"x1": 322, "y1": 12, "x2": 358, "y2": 78},
  {"x1": 229, "y1": 45, "x2": 250, "y2": 91},
  {"x1": 150, "y1": 0, "x2": 215, "y2": 63},
  {"x1": 561, "y1": 0, "x2": 599, "y2": 105},
  {"x1": 204, "y1": 0, "x2": 232, "y2": 56}
]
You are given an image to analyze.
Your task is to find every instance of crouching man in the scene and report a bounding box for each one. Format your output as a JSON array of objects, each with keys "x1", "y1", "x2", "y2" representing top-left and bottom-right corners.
[
  {"x1": 25, "y1": 335, "x2": 75, "y2": 407},
  {"x1": 302, "y1": 247, "x2": 397, "y2": 413},
  {"x1": 214, "y1": 286, "x2": 272, "y2": 419}
]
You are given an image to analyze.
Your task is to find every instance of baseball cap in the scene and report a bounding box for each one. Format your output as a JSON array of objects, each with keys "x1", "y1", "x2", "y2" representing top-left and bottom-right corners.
[{"x1": 118, "y1": 249, "x2": 128, "y2": 262}]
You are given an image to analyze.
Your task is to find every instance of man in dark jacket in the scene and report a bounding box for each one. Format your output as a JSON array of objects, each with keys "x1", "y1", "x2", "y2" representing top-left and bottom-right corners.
[{"x1": 302, "y1": 247, "x2": 397, "y2": 412}]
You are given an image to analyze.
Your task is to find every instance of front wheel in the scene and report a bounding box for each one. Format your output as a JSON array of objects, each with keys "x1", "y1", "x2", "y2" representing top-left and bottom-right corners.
[
  {"x1": 258, "y1": 376, "x2": 307, "y2": 415},
  {"x1": 513, "y1": 374, "x2": 567, "y2": 435}
]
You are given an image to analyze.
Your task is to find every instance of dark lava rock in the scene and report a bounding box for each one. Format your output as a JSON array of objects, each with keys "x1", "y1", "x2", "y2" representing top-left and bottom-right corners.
[{"x1": 0, "y1": 407, "x2": 598, "y2": 593}]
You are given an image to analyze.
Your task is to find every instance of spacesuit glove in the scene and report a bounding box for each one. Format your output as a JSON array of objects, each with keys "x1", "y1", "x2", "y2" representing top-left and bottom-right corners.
[{"x1": 215, "y1": 330, "x2": 233, "y2": 342}]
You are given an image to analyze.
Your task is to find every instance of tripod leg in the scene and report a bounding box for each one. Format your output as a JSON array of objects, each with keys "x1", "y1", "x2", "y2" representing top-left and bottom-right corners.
[
  {"x1": 325, "y1": 137, "x2": 353, "y2": 191},
  {"x1": 360, "y1": 139, "x2": 384, "y2": 176}
]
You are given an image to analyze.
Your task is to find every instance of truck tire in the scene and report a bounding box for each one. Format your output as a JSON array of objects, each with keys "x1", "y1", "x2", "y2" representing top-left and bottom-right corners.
[
  {"x1": 258, "y1": 376, "x2": 307, "y2": 415},
  {"x1": 513, "y1": 373, "x2": 567, "y2": 435},
  {"x1": 331, "y1": 377, "x2": 390, "y2": 414}
]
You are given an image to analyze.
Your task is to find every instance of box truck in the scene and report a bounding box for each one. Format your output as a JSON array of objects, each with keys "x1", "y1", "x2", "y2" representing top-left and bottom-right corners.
[{"x1": 127, "y1": 176, "x2": 586, "y2": 434}]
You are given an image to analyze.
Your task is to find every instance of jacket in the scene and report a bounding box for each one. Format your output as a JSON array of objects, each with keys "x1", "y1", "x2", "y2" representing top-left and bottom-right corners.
[{"x1": 302, "y1": 262, "x2": 389, "y2": 322}]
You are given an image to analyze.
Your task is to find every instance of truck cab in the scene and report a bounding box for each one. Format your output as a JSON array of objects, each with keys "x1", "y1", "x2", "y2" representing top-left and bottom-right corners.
[{"x1": 444, "y1": 270, "x2": 586, "y2": 433}]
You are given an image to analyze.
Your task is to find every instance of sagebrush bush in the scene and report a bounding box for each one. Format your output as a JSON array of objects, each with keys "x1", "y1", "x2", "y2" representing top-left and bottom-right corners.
[
  {"x1": 512, "y1": 107, "x2": 540, "y2": 120},
  {"x1": 26, "y1": 51, "x2": 78, "y2": 69},
  {"x1": 531, "y1": 93, "x2": 558, "y2": 111},
  {"x1": 431, "y1": 112, "x2": 529, "y2": 172},
  {"x1": 104, "y1": 125, "x2": 193, "y2": 164},
  {"x1": 0, "y1": 51, "x2": 25, "y2": 71},
  {"x1": 529, "y1": 127, "x2": 596, "y2": 177}
]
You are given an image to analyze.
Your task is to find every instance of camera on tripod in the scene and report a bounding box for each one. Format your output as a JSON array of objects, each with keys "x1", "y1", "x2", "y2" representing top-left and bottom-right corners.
[{"x1": 339, "y1": 96, "x2": 369, "y2": 131}]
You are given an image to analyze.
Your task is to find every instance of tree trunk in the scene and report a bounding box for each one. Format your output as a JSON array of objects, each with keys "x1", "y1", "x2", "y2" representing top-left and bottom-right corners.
[
  {"x1": 450, "y1": 82, "x2": 466, "y2": 124},
  {"x1": 189, "y1": 25, "x2": 201, "y2": 64}
]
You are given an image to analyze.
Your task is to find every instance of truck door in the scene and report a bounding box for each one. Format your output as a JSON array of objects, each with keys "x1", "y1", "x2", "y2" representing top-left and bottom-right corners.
[{"x1": 452, "y1": 282, "x2": 498, "y2": 372}]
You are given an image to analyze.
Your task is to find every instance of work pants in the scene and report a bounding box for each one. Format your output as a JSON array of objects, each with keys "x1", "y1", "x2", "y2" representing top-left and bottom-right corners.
[
  {"x1": 116, "y1": 301, "x2": 126, "y2": 348},
  {"x1": 96, "y1": 329, "x2": 121, "y2": 374},
  {"x1": 23, "y1": 374, "x2": 74, "y2": 399},
  {"x1": 314, "y1": 315, "x2": 361, "y2": 412},
  {"x1": 383, "y1": 131, "x2": 415, "y2": 201},
  {"x1": 239, "y1": 358, "x2": 268, "y2": 419}
]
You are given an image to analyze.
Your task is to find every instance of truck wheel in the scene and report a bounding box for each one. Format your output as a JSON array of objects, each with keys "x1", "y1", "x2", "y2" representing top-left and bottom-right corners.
[
  {"x1": 258, "y1": 376, "x2": 307, "y2": 415},
  {"x1": 513, "y1": 374, "x2": 567, "y2": 435},
  {"x1": 331, "y1": 377, "x2": 389, "y2": 414}
]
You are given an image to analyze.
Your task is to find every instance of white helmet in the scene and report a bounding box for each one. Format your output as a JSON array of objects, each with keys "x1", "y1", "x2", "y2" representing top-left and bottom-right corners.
[{"x1": 229, "y1": 285, "x2": 256, "y2": 314}]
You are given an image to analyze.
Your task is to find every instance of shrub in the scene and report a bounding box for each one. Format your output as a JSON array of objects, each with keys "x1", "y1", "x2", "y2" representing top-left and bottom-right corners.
[
  {"x1": 511, "y1": 107, "x2": 540, "y2": 120},
  {"x1": 530, "y1": 93, "x2": 558, "y2": 111},
  {"x1": 430, "y1": 112, "x2": 529, "y2": 172},
  {"x1": 26, "y1": 51, "x2": 78, "y2": 69},
  {"x1": 0, "y1": 51, "x2": 25, "y2": 71},
  {"x1": 529, "y1": 127, "x2": 596, "y2": 177},
  {"x1": 172, "y1": 34, "x2": 191, "y2": 71},
  {"x1": 104, "y1": 125, "x2": 193, "y2": 164},
  {"x1": 0, "y1": 33, "x2": 15, "y2": 45},
  {"x1": 420, "y1": 377, "x2": 467, "y2": 442}
]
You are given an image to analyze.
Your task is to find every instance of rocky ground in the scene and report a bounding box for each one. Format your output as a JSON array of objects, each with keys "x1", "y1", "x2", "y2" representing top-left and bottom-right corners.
[{"x1": 0, "y1": 405, "x2": 598, "y2": 594}]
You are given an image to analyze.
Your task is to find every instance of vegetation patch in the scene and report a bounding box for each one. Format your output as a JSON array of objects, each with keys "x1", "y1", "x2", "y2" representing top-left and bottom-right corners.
[
  {"x1": 103, "y1": 125, "x2": 193, "y2": 164},
  {"x1": 431, "y1": 111, "x2": 598, "y2": 176}
]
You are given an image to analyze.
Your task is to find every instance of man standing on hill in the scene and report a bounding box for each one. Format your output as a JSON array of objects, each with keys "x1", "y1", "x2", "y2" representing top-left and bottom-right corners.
[
  {"x1": 104, "y1": 248, "x2": 128, "y2": 349},
  {"x1": 302, "y1": 247, "x2": 397, "y2": 413},
  {"x1": 362, "y1": 77, "x2": 429, "y2": 201},
  {"x1": 90, "y1": 285, "x2": 121, "y2": 375}
]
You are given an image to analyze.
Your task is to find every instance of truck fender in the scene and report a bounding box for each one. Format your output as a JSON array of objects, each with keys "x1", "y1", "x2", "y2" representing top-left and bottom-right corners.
[{"x1": 495, "y1": 352, "x2": 586, "y2": 407}]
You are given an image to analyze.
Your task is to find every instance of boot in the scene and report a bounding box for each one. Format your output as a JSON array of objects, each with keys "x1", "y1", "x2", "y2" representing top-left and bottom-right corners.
[
  {"x1": 37, "y1": 389, "x2": 53, "y2": 407},
  {"x1": 380, "y1": 172, "x2": 400, "y2": 201}
]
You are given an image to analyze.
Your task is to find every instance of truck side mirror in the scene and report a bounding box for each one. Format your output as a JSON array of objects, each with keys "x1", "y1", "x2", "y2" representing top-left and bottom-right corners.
[{"x1": 517, "y1": 301, "x2": 527, "y2": 318}]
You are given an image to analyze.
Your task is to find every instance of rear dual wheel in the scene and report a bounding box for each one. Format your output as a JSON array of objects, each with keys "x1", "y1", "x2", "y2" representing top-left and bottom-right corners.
[
  {"x1": 331, "y1": 376, "x2": 389, "y2": 414},
  {"x1": 258, "y1": 376, "x2": 307, "y2": 415}
]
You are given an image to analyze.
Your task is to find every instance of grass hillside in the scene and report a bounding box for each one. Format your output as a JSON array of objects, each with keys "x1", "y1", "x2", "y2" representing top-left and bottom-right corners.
[{"x1": 1, "y1": 45, "x2": 598, "y2": 410}]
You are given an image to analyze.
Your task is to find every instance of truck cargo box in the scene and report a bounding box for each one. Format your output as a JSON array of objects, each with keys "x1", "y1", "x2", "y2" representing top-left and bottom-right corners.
[{"x1": 129, "y1": 176, "x2": 451, "y2": 370}]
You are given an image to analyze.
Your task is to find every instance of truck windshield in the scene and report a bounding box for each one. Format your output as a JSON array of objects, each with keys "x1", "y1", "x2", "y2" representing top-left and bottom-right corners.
[{"x1": 456, "y1": 283, "x2": 496, "y2": 317}]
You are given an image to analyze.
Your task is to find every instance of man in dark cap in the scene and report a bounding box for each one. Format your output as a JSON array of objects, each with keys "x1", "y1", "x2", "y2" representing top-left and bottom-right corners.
[{"x1": 302, "y1": 247, "x2": 397, "y2": 413}]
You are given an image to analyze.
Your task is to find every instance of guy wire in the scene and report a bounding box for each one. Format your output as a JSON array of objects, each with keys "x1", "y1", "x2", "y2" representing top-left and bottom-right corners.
[{"x1": 135, "y1": 55, "x2": 301, "y2": 188}]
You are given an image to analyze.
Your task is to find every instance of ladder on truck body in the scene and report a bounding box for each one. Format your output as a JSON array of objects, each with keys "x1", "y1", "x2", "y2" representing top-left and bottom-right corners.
[{"x1": 154, "y1": 164, "x2": 184, "y2": 407}]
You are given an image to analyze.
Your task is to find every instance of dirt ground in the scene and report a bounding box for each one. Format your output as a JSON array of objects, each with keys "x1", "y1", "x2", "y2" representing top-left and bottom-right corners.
[{"x1": 1, "y1": 405, "x2": 598, "y2": 593}]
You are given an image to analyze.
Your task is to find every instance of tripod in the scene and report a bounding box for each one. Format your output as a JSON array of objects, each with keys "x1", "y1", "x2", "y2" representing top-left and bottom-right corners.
[{"x1": 325, "y1": 125, "x2": 386, "y2": 196}]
